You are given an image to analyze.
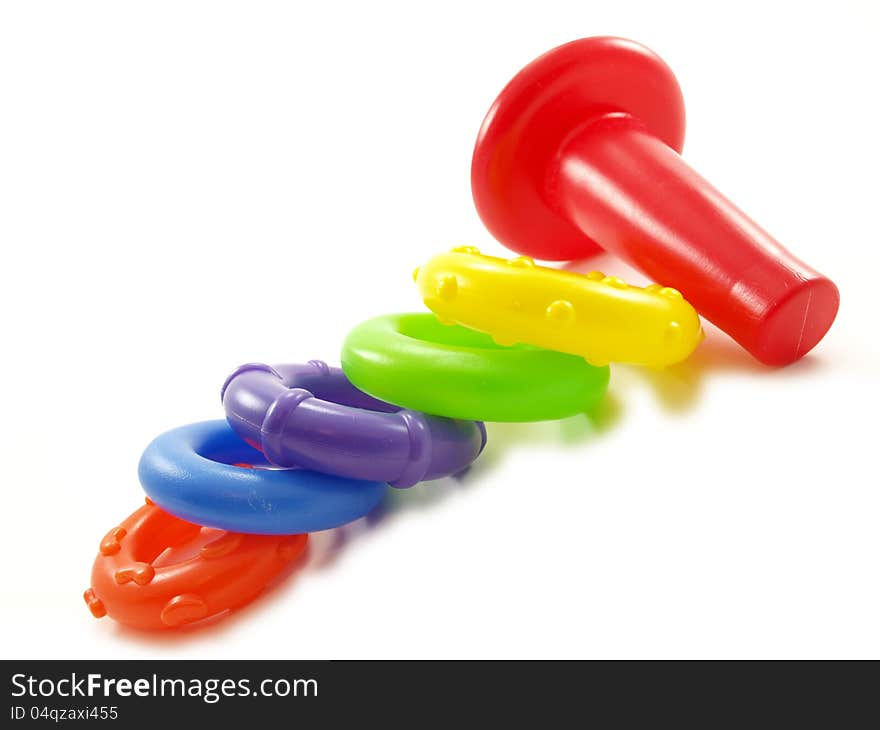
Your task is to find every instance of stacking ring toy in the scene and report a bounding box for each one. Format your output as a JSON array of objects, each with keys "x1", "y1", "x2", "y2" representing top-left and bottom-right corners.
[
  {"x1": 342, "y1": 313, "x2": 609, "y2": 422},
  {"x1": 138, "y1": 420, "x2": 386, "y2": 534},
  {"x1": 415, "y1": 247, "x2": 703, "y2": 367},
  {"x1": 221, "y1": 360, "x2": 486, "y2": 488},
  {"x1": 84, "y1": 500, "x2": 308, "y2": 630}
]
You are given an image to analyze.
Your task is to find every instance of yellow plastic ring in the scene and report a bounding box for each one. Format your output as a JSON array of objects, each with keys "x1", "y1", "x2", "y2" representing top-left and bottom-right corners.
[{"x1": 415, "y1": 247, "x2": 703, "y2": 367}]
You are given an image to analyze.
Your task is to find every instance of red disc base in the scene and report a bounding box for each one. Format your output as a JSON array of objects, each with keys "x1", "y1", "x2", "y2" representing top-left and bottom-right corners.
[{"x1": 471, "y1": 37, "x2": 685, "y2": 261}]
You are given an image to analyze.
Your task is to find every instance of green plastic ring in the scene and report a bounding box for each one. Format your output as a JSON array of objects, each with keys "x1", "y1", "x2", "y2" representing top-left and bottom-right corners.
[{"x1": 341, "y1": 313, "x2": 610, "y2": 422}]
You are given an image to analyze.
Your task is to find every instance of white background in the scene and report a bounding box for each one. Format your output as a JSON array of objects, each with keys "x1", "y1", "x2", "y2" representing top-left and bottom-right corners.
[{"x1": 1, "y1": 1, "x2": 878, "y2": 659}]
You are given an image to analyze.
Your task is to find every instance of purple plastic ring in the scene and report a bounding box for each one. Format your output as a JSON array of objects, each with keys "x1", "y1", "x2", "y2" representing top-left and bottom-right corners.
[{"x1": 221, "y1": 360, "x2": 487, "y2": 488}]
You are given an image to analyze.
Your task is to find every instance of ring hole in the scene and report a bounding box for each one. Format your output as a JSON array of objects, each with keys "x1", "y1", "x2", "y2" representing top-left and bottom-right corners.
[
  {"x1": 154, "y1": 527, "x2": 226, "y2": 568},
  {"x1": 396, "y1": 313, "x2": 538, "y2": 352}
]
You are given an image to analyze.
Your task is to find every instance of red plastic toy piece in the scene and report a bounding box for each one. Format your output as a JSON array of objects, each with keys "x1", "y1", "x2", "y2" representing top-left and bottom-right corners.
[
  {"x1": 471, "y1": 36, "x2": 839, "y2": 366},
  {"x1": 84, "y1": 499, "x2": 307, "y2": 630}
]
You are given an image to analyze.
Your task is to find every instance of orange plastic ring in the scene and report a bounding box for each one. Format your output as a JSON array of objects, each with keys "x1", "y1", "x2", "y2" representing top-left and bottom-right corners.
[{"x1": 84, "y1": 499, "x2": 308, "y2": 630}]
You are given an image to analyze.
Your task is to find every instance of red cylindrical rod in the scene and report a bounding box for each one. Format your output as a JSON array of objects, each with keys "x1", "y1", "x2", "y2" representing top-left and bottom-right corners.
[{"x1": 552, "y1": 114, "x2": 839, "y2": 366}]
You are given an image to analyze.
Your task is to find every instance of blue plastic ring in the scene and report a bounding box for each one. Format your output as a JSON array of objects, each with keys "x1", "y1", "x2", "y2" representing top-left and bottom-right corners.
[{"x1": 138, "y1": 420, "x2": 387, "y2": 534}]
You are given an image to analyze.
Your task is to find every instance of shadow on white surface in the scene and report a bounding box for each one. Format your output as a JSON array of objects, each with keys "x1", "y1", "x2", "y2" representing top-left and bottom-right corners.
[
  {"x1": 631, "y1": 321, "x2": 832, "y2": 414},
  {"x1": 562, "y1": 253, "x2": 833, "y2": 413}
]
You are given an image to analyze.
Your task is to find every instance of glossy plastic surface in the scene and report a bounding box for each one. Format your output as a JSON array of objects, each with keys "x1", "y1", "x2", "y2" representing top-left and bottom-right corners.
[
  {"x1": 341, "y1": 313, "x2": 609, "y2": 422},
  {"x1": 84, "y1": 500, "x2": 307, "y2": 630},
  {"x1": 471, "y1": 36, "x2": 839, "y2": 366},
  {"x1": 473, "y1": 36, "x2": 684, "y2": 262},
  {"x1": 221, "y1": 360, "x2": 486, "y2": 488},
  {"x1": 416, "y1": 246, "x2": 703, "y2": 367},
  {"x1": 138, "y1": 420, "x2": 387, "y2": 534}
]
